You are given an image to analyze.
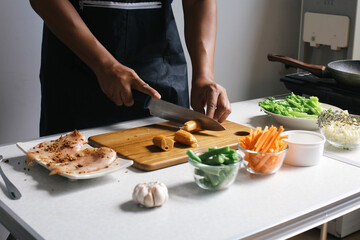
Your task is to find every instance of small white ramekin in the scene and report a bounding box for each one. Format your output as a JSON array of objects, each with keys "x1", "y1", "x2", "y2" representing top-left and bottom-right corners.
[{"x1": 283, "y1": 130, "x2": 326, "y2": 167}]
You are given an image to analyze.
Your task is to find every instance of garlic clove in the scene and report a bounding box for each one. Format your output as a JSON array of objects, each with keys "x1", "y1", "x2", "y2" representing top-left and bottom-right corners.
[
  {"x1": 132, "y1": 183, "x2": 143, "y2": 204},
  {"x1": 132, "y1": 183, "x2": 142, "y2": 204},
  {"x1": 153, "y1": 183, "x2": 168, "y2": 206},
  {"x1": 138, "y1": 185, "x2": 149, "y2": 205},
  {"x1": 144, "y1": 192, "x2": 154, "y2": 208}
]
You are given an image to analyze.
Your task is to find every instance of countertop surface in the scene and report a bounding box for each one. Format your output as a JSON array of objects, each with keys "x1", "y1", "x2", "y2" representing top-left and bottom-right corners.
[{"x1": 1, "y1": 97, "x2": 360, "y2": 240}]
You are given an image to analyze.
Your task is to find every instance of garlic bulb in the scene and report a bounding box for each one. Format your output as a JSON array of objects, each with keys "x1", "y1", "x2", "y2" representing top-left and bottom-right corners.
[{"x1": 132, "y1": 181, "x2": 168, "y2": 208}]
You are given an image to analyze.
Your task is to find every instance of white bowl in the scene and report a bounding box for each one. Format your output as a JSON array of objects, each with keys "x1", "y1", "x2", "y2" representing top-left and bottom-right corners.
[
  {"x1": 261, "y1": 103, "x2": 341, "y2": 130},
  {"x1": 283, "y1": 130, "x2": 326, "y2": 167}
]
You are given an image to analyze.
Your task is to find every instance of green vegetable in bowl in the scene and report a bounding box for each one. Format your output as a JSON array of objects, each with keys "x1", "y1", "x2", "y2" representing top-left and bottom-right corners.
[
  {"x1": 259, "y1": 92, "x2": 322, "y2": 119},
  {"x1": 188, "y1": 146, "x2": 240, "y2": 165},
  {"x1": 186, "y1": 147, "x2": 241, "y2": 189}
]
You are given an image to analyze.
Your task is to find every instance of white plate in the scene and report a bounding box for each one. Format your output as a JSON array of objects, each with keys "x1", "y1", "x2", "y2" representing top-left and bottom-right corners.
[
  {"x1": 260, "y1": 102, "x2": 342, "y2": 130},
  {"x1": 16, "y1": 139, "x2": 133, "y2": 180}
]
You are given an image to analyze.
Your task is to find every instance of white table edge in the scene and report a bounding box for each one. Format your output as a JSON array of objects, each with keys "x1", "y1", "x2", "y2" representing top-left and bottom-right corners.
[
  {"x1": 233, "y1": 192, "x2": 360, "y2": 240},
  {"x1": 0, "y1": 200, "x2": 44, "y2": 240}
]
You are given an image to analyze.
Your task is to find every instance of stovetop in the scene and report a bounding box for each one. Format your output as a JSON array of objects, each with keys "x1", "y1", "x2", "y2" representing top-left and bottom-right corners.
[{"x1": 281, "y1": 72, "x2": 360, "y2": 114}]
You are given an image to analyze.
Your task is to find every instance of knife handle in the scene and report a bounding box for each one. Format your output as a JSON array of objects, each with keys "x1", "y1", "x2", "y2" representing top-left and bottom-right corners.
[{"x1": 144, "y1": 96, "x2": 151, "y2": 109}]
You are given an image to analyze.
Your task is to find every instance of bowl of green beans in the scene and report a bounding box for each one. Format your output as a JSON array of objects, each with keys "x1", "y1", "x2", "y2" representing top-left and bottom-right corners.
[{"x1": 186, "y1": 146, "x2": 242, "y2": 191}]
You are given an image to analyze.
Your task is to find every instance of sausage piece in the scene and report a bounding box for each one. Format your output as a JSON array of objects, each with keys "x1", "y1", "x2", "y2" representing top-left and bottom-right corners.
[
  {"x1": 152, "y1": 135, "x2": 174, "y2": 151},
  {"x1": 183, "y1": 120, "x2": 202, "y2": 133},
  {"x1": 174, "y1": 129, "x2": 198, "y2": 147}
]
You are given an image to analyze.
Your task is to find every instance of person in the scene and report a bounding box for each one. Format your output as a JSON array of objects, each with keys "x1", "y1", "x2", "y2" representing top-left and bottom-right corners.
[{"x1": 29, "y1": 0, "x2": 231, "y2": 136}]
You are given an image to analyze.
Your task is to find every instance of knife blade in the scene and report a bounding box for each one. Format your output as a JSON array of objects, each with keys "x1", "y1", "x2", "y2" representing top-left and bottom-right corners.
[{"x1": 145, "y1": 98, "x2": 226, "y2": 131}]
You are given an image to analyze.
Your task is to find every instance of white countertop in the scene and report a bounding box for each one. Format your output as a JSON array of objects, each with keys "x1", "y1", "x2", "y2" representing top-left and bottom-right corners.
[{"x1": 1, "y1": 98, "x2": 360, "y2": 240}]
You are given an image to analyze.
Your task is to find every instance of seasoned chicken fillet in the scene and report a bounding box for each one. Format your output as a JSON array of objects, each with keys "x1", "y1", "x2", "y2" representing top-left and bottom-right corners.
[
  {"x1": 26, "y1": 130, "x2": 87, "y2": 165},
  {"x1": 49, "y1": 147, "x2": 117, "y2": 175},
  {"x1": 26, "y1": 130, "x2": 118, "y2": 175}
]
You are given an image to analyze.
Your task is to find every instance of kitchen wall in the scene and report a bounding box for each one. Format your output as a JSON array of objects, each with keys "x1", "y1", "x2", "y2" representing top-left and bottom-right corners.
[
  {"x1": 0, "y1": 0, "x2": 42, "y2": 146},
  {"x1": 0, "y1": 0, "x2": 300, "y2": 146},
  {"x1": 173, "y1": 0, "x2": 301, "y2": 102}
]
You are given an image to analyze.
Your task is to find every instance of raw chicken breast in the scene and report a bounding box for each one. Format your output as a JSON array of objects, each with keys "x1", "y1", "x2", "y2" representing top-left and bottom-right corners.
[
  {"x1": 26, "y1": 130, "x2": 118, "y2": 175},
  {"x1": 49, "y1": 147, "x2": 117, "y2": 175},
  {"x1": 26, "y1": 130, "x2": 87, "y2": 165}
]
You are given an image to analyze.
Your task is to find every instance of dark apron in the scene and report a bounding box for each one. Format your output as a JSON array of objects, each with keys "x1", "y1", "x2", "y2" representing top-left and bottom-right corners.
[{"x1": 39, "y1": 0, "x2": 188, "y2": 136}]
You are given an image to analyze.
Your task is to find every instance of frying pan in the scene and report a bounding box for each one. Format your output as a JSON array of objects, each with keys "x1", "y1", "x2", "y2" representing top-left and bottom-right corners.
[{"x1": 268, "y1": 53, "x2": 360, "y2": 88}]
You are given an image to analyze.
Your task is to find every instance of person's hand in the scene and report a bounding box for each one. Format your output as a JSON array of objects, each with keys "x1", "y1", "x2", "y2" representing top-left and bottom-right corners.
[
  {"x1": 191, "y1": 76, "x2": 231, "y2": 123},
  {"x1": 95, "y1": 62, "x2": 161, "y2": 106}
]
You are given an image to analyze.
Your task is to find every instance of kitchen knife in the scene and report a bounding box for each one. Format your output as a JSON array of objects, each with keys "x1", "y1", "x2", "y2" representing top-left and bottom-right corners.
[{"x1": 145, "y1": 97, "x2": 226, "y2": 131}]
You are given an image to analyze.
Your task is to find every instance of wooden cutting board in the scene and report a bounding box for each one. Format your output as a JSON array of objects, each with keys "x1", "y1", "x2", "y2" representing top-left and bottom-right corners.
[{"x1": 88, "y1": 120, "x2": 252, "y2": 171}]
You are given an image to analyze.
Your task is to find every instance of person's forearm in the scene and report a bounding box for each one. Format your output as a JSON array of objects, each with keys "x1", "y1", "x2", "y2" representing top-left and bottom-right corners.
[
  {"x1": 29, "y1": 0, "x2": 117, "y2": 73},
  {"x1": 182, "y1": 0, "x2": 217, "y2": 82}
]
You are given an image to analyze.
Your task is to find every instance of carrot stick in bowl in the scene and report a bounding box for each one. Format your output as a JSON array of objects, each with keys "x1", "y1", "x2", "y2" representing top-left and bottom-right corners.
[{"x1": 239, "y1": 126, "x2": 288, "y2": 174}]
